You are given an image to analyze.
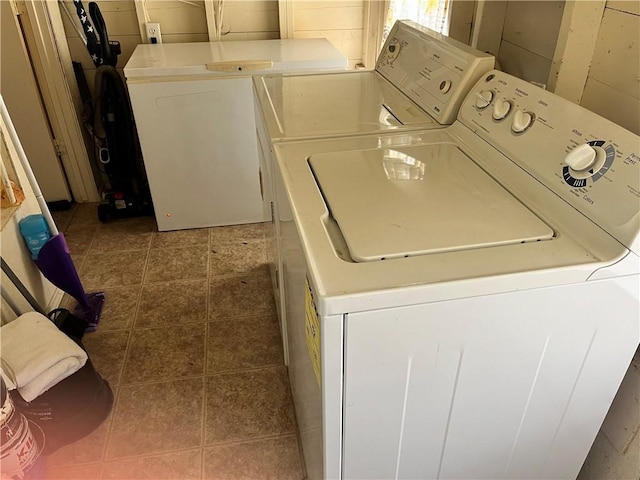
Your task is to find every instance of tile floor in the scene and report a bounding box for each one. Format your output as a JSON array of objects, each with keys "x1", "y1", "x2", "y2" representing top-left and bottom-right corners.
[{"x1": 43, "y1": 203, "x2": 304, "y2": 480}]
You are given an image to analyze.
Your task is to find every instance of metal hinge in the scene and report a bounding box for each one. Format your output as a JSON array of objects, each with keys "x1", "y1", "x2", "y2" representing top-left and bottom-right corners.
[
  {"x1": 52, "y1": 139, "x2": 67, "y2": 158},
  {"x1": 14, "y1": 1, "x2": 27, "y2": 16}
]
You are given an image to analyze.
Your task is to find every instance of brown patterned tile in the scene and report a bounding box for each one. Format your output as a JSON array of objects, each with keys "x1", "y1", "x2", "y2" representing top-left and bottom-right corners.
[
  {"x1": 105, "y1": 378, "x2": 203, "y2": 459},
  {"x1": 205, "y1": 366, "x2": 296, "y2": 445},
  {"x1": 209, "y1": 242, "x2": 268, "y2": 276},
  {"x1": 210, "y1": 223, "x2": 266, "y2": 246},
  {"x1": 151, "y1": 228, "x2": 209, "y2": 249},
  {"x1": 136, "y1": 280, "x2": 207, "y2": 328},
  {"x1": 203, "y1": 435, "x2": 302, "y2": 480},
  {"x1": 81, "y1": 251, "x2": 147, "y2": 289},
  {"x1": 52, "y1": 205, "x2": 77, "y2": 233},
  {"x1": 207, "y1": 314, "x2": 283, "y2": 373},
  {"x1": 90, "y1": 285, "x2": 141, "y2": 331},
  {"x1": 144, "y1": 246, "x2": 208, "y2": 283},
  {"x1": 44, "y1": 462, "x2": 101, "y2": 480},
  {"x1": 101, "y1": 449, "x2": 201, "y2": 479},
  {"x1": 209, "y1": 273, "x2": 276, "y2": 320},
  {"x1": 66, "y1": 221, "x2": 98, "y2": 234},
  {"x1": 89, "y1": 229, "x2": 153, "y2": 254},
  {"x1": 36, "y1": 215, "x2": 305, "y2": 476},
  {"x1": 122, "y1": 324, "x2": 205, "y2": 383},
  {"x1": 60, "y1": 250, "x2": 86, "y2": 273},
  {"x1": 69, "y1": 202, "x2": 101, "y2": 227},
  {"x1": 62, "y1": 226, "x2": 96, "y2": 257},
  {"x1": 83, "y1": 330, "x2": 130, "y2": 386},
  {"x1": 98, "y1": 215, "x2": 157, "y2": 234}
]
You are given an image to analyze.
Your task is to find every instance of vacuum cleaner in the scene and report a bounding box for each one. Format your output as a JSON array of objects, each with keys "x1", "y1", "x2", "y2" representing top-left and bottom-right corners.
[{"x1": 68, "y1": 0, "x2": 153, "y2": 222}]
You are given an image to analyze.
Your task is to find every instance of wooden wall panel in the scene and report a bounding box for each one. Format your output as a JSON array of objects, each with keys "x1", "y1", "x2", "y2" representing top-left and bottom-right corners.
[
  {"x1": 145, "y1": 0, "x2": 208, "y2": 36},
  {"x1": 60, "y1": 0, "x2": 140, "y2": 38},
  {"x1": 448, "y1": 0, "x2": 475, "y2": 45},
  {"x1": 606, "y1": 0, "x2": 640, "y2": 15},
  {"x1": 59, "y1": 0, "x2": 141, "y2": 105},
  {"x1": 501, "y1": 1, "x2": 564, "y2": 59},
  {"x1": 497, "y1": 1, "x2": 565, "y2": 85},
  {"x1": 60, "y1": 0, "x2": 140, "y2": 72},
  {"x1": 547, "y1": 1, "x2": 606, "y2": 103},
  {"x1": 579, "y1": 5, "x2": 640, "y2": 136},
  {"x1": 222, "y1": 0, "x2": 279, "y2": 37},
  {"x1": 588, "y1": 8, "x2": 640, "y2": 100},
  {"x1": 472, "y1": 1, "x2": 508, "y2": 57},
  {"x1": 224, "y1": 31, "x2": 280, "y2": 41},
  {"x1": 161, "y1": 33, "x2": 210, "y2": 43},
  {"x1": 294, "y1": 29, "x2": 363, "y2": 68},
  {"x1": 497, "y1": 40, "x2": 554, "y2": 86},
  {"x1": 292, "y1": 0, "x2": 364, "y2": 67},
  {"x1": 293, "y1": 1, "x2": 363, "y2": 30}
]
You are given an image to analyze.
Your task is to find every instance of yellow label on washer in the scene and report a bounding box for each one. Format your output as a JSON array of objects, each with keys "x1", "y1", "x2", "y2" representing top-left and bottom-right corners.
[{"x1": 305, "y1": 278, "x2": 321, "y2": 387}]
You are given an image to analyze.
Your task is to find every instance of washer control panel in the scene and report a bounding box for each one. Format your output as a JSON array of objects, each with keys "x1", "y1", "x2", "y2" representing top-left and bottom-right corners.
[
  {"x1": 458, "y1": 70, "x2": 640, "y2": 254},
  {"x1": 376, "y1": 20, "x2": 494, "y2": 125}
]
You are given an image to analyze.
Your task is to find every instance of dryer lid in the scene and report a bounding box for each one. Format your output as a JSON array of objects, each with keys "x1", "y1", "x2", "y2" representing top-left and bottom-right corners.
[{"x1": 309, "y1": 144, "x2": 554, "y2": 262}]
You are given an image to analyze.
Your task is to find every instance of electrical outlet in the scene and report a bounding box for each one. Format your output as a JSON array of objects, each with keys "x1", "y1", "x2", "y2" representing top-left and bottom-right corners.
[{"x1": 145, "y1": 22, "x2": 162, "y2": 44}]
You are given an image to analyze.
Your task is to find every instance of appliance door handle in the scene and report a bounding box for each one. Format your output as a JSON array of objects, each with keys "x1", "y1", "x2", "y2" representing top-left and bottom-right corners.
[{"x1": 206, "y1": 60, "x2": 274, "y2": 73}]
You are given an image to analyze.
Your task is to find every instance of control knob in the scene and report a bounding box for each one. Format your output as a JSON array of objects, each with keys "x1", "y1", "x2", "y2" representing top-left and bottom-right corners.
[
  {"x1": 564, "y1": 144, "x2": 597, "y2": 171},
  {"x1": 511, "y1": 110, "x2": 534, "y2": 133},
  {"x1": 492, "y1": 99, "x2": 512, "y2": 120},
  {"x1": 439, "y1": 80, "x2": 452, "y2": 94},
  {"x1": 475, "y1": 90, "x2": 493, "y2": 109}
]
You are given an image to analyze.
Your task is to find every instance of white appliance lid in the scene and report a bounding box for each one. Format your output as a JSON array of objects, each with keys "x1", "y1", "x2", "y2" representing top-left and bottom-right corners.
[
  {"x1": 310, "y1": 144, "x2": 555, "y2": 262},
  {"x1": 258, "y1": 71, "x2": 435, "y2": 140},
  {"x1": 124, "y1": 39, "x2": 347, "y2": 78}
]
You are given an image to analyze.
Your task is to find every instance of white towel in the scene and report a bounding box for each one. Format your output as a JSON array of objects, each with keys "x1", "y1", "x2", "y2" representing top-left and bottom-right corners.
[{"x1": 0, "y1": 311, "x2": 88, "y2": 402}]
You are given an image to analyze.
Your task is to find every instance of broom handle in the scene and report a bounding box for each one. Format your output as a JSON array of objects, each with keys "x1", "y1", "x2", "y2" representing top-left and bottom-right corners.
[
  {"x1": 0, "y1": 95, "x2": 59, "y2": 236},
  {"x1": 0, "y1": 257, "x2": 47, "y2": 315}
]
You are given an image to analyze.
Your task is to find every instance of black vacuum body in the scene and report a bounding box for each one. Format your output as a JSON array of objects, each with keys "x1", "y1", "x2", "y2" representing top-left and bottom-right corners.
[{"x1": 72, "y1": 1, "x2": 153, "y2": 222}]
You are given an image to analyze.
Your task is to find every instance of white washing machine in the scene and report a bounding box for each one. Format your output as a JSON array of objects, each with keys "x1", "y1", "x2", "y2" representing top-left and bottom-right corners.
[
  {"x1": 272, "y1": 70, "x2": 640, "y2": 479},
  {"x1": 253, "y1": 21, "x2": 494, "y2": 361},
  {"x1": 124, "y1": 39, "x2": 347, "y2": 231}
]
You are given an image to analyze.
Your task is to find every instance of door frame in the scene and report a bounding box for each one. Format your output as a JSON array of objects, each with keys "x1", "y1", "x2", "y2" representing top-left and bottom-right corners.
[{"x1": 13, "y1": 0, "x2": 100, "y2": 202}]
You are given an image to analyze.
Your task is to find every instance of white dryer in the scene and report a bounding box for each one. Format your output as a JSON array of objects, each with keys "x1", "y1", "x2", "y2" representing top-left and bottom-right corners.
[
  {"x1": 272, "y1": 70, "x2": 640, "y2": 479},
  {"x1": 253, "y1": 21, "x2": 494, "y2": 360},
  {"x1": 125, "y1": 39, "x2": 347, "y2": 231}
]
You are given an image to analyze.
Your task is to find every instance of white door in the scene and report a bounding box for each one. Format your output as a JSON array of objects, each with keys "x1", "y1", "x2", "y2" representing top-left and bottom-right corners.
[{"x1": 1, "y1": 1, "x2": 71, "y2": 203}]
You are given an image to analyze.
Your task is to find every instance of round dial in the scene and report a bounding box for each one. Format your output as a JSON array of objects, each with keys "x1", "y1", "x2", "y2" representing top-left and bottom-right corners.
[
  {"x1": 562, "y1": 140, "x2": 614, "y2": 187},
  {"x1": 475, "y1": 90, "x2": 494, "y2": 109},
  {"x1": 564, "y1": 144, "x2": 596, "y2": 171},
  {"x1": 511, "y1": 110, "x2": 534, "y2": 133},
  {"x1": 492, "y1": 99, "x2": 512, "y2": 120},
  {"x1": 439, "y1": 80, "x2": 452, "y2": 94}
]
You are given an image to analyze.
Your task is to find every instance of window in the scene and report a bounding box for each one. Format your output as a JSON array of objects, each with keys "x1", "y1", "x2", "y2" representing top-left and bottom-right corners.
[{"x1": 382, "y1": 0, "x2": 451, "y2": 45}]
